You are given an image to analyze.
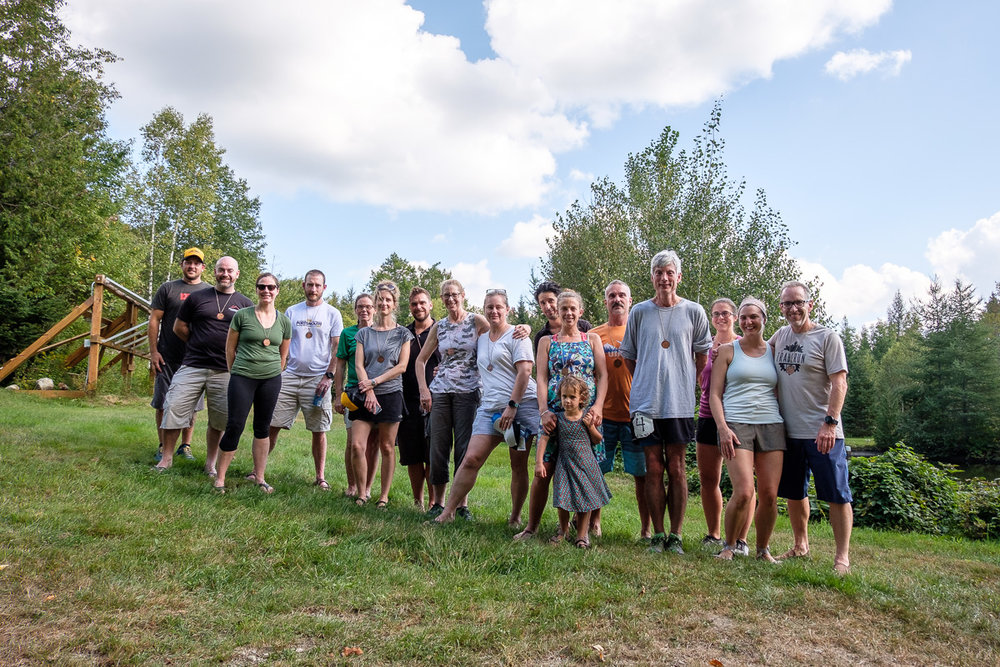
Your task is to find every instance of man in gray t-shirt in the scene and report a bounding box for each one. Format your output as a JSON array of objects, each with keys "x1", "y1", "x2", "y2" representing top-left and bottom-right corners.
[
  {"x1": 620, "y1": 250, "x2": 711, "y2": 555},
  {"x1": 770, "y1": 280, "x2": 852, "y2": 575}
]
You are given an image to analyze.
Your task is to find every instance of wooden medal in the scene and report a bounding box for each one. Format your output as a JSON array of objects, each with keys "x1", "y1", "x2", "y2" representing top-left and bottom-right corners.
[
  {"x1": 216, "y1": 312, "x2": 225, "y2": 320},
  {"x1": 614, "y1": 359, "x2": 622, "y2": 368},
  {"x1": 661, "y1": 340, "x2": 670, "y2": 349},
  {"x1": 305, "y1": 331, "x2": 313, "y2": 339},
  {"x1": 377, "y1": 356, "x2": 385, "y2": 363},
  {"x1": 263, "y1": 339, "x2": 271, "y2": 347}
]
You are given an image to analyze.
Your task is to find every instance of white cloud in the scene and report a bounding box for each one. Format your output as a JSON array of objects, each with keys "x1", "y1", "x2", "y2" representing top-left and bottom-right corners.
[
  {"x1": 926, "y1": 210, "x2": 1000, "y2": 291},
  {"x1": 824, "y1": 48, "x2": 912, "y2": 81},
  {"x1": 497, "y1": 214, "x2": 555, "y2": 258},
  {"x1": 449, "y1": 259, "x2": 496, "y2": 307},
  {"x1": 486, "y1": 0, "x2": 892, "y2": 126},
  {"x1": 797, "y1": 258, "x2": 930, "y2": 326},
  {"x1": 569, "y1": 169, "x2": 594, "y2": 182},
  {"x1": 431, "y1": 233, "x2": 447, "y2": 243}
]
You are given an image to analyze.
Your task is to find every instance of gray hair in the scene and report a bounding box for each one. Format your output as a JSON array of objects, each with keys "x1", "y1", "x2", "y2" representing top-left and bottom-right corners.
[
  {"x1": 650, "y1": 249, "x2": 682, "y2": 275},
  {"x1": 604, "y1": 280, "x2": 631, "y2": 298},
  {"x1": 780, "y1": 280, "x2": 811, "y2": 300}
]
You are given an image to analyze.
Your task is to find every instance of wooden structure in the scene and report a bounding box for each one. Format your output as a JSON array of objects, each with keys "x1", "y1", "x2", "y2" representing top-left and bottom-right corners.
[{"x1": 0, "y1": 275, "x2": 152, "y2": 395}]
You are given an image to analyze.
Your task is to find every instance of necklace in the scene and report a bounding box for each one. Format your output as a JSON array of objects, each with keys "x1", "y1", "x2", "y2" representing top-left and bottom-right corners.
[
  {"x1": 304, "y1": 303, "x2": 321, "y2": 339},
  {"x1": 656, "y1": 301, "x2": 678, "y2": 349},
  {"x1": 257, "y1": 308, "x2": 276, "y2": 347},
  {"x1": 486, "y1": 326, "x2": 508, "y2": 372},
  {"x1": 215, "y1": 289, "x2": 236, "y2": 320},
  {"x1": 373, "y1": 326, "x2": 389, "y2": 363}
]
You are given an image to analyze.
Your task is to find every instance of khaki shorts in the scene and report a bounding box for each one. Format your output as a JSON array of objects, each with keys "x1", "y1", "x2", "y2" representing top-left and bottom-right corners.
[
  {"x1": 725, "y1": 422, "x2": 786, "y2": 453},
  {"x1": 270, "y1": 372, "x2": 332, "y2": 432},
  {"x1": 161, "y1": 366, "x2": 230, "y2": 431}
]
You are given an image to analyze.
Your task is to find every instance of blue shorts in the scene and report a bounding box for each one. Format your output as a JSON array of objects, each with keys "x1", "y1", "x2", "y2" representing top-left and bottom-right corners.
[
  {"x1": 599, "y1": 420, "x2": 646, "y2": 476},
  {"x1": 777, "y1": 438, "x2": 853, "y2": 504}
]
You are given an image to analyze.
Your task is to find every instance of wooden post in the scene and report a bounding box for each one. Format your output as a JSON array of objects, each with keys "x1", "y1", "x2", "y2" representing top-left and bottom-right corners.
[
  {"x1": 86, "y1": 276, "x2": 106, "y2": 392},
  {"x1": 0, "y1": 295, "x2": 95, "y2": 384}
]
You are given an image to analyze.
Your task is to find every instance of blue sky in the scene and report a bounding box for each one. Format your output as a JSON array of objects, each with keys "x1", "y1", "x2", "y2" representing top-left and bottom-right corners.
[{"x1": 63, "y1": 0, "x2": 1000, "y2": 324}]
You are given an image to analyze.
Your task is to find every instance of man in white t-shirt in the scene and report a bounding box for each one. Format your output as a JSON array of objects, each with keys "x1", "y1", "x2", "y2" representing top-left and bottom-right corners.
[{"x1": 267, "y1": 270, "x2": 344, "y2": 489}]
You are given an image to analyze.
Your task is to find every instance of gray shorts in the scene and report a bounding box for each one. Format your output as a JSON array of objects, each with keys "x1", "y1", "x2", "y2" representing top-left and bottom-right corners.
[
  {"x1": 161, "y1": 365, "x2": 230, "y2": 431},
  {"x1": 151, "y1": 360, "x2": 204, "y2": 413},
  {"x1": 270, "y1": 372, "x2": 332, "y2": 432},
  {"x1": 725, "y1": 422, "x2": 786, "y2": 453}
]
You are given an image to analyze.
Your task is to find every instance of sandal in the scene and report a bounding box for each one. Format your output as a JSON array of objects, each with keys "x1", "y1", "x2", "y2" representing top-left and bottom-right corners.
[
  {"x1": 314, "y1": 478, "x2": 331, "y2": 491},
  {"x1": 548, "y1": 531, "x2": 566, "y2": 545},
  {"x1": 778, "y1": 547, "x2": 810, "y2": 560},
  {"x1": 574, "y1": 538, "x2": 591, "y2": 550},
  {"x1": 512, "y1": 529, "x2": 536, "y2": 542},
  {"x1": 211, "y1": 484, "x2": 226, "y2": 495},
  {"x1": 375, "y1": 499, "x2": 389, "y2": 510},
  {"x1": 355, "y1": 495, "x2": 369, "y2": 506},
  {"x1": 833, "y1": 559, "x2": 851, "y2": 575},
  {"x1": 756, "y1": 546, "x2": 778, "y2": 563},
  {"x1": 256, "y1": 482, "x2": 274, "y2": 494},
  {"x1": 714, "y1": 544, "x2": 736, "y2": 560},
  {"x1": 245, "y1": 472, "x2": 257, "y2": 483}
]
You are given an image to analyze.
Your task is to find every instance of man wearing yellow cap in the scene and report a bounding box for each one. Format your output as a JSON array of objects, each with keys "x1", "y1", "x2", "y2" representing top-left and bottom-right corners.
[{"x1": 148, "y1": 248, "x2": 211, "y2": 463}]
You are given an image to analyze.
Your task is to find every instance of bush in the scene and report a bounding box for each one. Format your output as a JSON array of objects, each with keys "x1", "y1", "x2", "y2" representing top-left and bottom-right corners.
[
  {"x1": 849, "y1": 443, "x2": 960, "y2": 534},
  {"x1": 956, "y1": 477, "x2": 1000, "y2": 541}
]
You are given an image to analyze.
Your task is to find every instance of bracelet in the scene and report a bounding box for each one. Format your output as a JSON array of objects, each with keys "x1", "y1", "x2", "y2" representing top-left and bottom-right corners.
[{"x1": 541, "y1": 410, "x2": 552, "y2": 417}]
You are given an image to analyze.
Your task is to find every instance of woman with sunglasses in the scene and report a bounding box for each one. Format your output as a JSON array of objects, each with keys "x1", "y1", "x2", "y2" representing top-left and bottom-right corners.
[
  {"x1": 350, "y1": 281, "x2": 413, "y2": 508},
  {"x1": 212, "y1": 273, "x2": 291, "y2": 494},
  {"x1": 695, "y1": 298, "x2": 754, "y2": 553},
  {"x1": 432, "y1": 288, "x2": 538, "y2": 525}
]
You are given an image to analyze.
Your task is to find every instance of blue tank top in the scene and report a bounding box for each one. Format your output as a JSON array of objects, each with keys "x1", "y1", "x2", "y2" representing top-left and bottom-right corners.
[{"x1": 721, "y1": 340, "x2": 783, "y2": 424}]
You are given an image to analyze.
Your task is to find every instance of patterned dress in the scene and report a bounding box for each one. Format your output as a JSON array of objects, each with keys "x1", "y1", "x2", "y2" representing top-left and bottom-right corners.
[
  {"x1": 546, "y1": 333, "x2": 596, "y2": 412},
  {"x1": 551, "y1": 413, "x2": 612, "y2": 512}
]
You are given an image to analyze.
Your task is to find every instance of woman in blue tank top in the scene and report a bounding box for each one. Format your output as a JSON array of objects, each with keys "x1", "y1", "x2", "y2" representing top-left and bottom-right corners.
[{"x1": 708, "y1": 297, "x2": 785, "y2": 562}]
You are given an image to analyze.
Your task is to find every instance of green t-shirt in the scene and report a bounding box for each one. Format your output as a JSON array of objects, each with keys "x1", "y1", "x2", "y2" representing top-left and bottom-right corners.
[
  {"x1": 336, "y1": 324, "x2": 363, "y2": 388},
  {"x1": 229, "y1": 307, "x2": 292, "y2": 379}
]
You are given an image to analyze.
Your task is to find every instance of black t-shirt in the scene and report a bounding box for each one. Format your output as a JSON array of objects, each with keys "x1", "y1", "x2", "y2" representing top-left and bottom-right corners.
[
  {"x1": 402, "y1": 320, "x2": 440, "y2": 408},
  {"x1": 532, "y1": 318, "x2": 593, "y2": 355},
  {"x1": 176, "y1": 288, "x2": 253, "y2": 371},
  {"x1": 151, "y1": 279, "x2": 212, "y2": 365}
]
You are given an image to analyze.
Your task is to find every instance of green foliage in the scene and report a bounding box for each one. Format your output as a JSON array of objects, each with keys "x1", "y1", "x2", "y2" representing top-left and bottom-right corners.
[
  {"x1": 956, "y1": 477, "x2": 1000, "y2": 541},
  {"x1": 0, "y1": 0, "x2": 143, "y2": 361},
  {"x1": 850, "y1": 444, "x2": 960, "y2": 535},
  {"x1": 542, "y1": 102, "x2": 812, "y2": 331},
  {"x1": 840, "y1": 320, "x2": 877, "y2": 437},
  {"x1": 122, "y1": 106, "x2": 265, "y2": 298},
  {"x1": 366, "y1": 252, "x2": 451, "y2": 323}
]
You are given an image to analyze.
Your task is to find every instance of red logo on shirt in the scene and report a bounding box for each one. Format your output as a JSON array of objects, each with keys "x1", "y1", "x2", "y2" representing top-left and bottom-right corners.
[{"x1": 179, "y1": 293, "x2": 190, "y2": 300}]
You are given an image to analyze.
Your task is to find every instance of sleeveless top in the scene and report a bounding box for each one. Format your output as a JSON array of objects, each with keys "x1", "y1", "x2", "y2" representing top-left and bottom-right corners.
[
  {"x1": 546, "y1": 332, "x2": 597, "y2": 412},
  {"x1": 721, "y1": 340, "x2": 783, "y2": 424},
  {"x1": 429, "y1": 312, "x2": 481, "y2": 393}
]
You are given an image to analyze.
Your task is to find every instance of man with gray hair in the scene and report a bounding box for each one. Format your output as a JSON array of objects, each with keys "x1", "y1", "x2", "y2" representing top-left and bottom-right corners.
[
  {"x1": 154, "y1": 256, "x2": 252, "y2": 473},
  {"x1": 620, "y1": 251, "x2": 712, "y2": 554},
  {"x1": 771, "y1": 280, "x2": 853, "y2": 574}
]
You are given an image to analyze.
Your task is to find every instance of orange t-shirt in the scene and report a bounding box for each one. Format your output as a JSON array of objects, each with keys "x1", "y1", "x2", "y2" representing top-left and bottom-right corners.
[{"x1": 591, "y1": 322, "x2": 631, "y2": 422}]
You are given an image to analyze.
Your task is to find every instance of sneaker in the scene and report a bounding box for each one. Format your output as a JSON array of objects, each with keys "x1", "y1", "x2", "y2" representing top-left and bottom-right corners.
[
  {"x1": 154, "y1": 445, "x2": 163, "y2": 462},
  {"x1": 733, "y1": 539, "x2": 750, "y2": 557},
  {"x1": 424, "y1": 503, "x2": 444, "y2": 519},
  {"x1": 701, "y1": 535, "x2": 724, "y2": 550},
  {"x1": 665, "y1": 533, "x2": 685, "y2": 555},
  {"x1": 647, "y1": 533, "x2": 666, "y2": 553},
  {"x1": 177, "y1": 444, "x2": 195, "y2": 460},
  {"x1": 456, "y1": 506, "x2": 474, "y2": 521}
]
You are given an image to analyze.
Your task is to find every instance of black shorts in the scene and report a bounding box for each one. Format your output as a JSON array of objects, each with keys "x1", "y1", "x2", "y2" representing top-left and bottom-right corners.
[
  {"x1": 695, "y1": 416, "x2": 718, "y2": 446},
  {"x1": 349, "y1": 390, "x2": 405, "y2": 424},
  {"x1": 397, "y1": 405, "x2": 429, "y2": 466},
  {"x1": 634, "y1": 417, "x2": 695, "y2": 447}
]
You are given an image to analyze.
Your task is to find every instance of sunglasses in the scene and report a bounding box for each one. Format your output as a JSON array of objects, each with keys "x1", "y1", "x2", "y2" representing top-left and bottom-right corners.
[{"x1": 256, "y1": 283, "x2": 278, "y2": 291}]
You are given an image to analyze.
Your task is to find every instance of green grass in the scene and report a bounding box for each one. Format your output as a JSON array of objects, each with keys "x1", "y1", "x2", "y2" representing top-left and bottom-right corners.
[{"x1": 2, "y1": 391, "x2": 999, "y2": 665}]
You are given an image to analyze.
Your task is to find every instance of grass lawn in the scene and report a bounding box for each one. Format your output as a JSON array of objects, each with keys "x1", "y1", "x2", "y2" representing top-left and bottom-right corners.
[{"x1": 2, "y1": 391, "x2": 999, "y2": 665}]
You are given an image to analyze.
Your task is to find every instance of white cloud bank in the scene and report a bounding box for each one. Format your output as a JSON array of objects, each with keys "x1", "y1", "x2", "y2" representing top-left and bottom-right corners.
[
  {"x1": 497, "y1": 214, "x2": 554, "y2": 258},
  {"x1": 64, "y1": 0, "x2": 892, "y2": 213},
  {"x1": 824, "y1": 48, "x2": 912, "y2": 81},
  {"x1": 926, "y1": 210, "x2": 1000, "y2": 291}
]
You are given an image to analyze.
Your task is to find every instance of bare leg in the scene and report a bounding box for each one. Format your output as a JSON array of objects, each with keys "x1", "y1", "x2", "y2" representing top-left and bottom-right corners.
[
  {"x1": 437, "y1": 435, "x2": 498, "y2": 522},
  {"x1": 575, "y1": 510, "x2": 592, "y2": 545},
  {"x1": 267, "y1": 426, "x2": 282, "y2": 454},
  {"x1": 664, "y1": 443, "x2": 688, "y2": 536},
  {"x1": 634, "y1": 475, "x2": 651, "y2": 538},
  {"x1": 830, "y1": 502, "x2": 853, "y2": 573},
  {"x1": 215, "y1": 448, "x2": 237, "y2": 487},
  {"x1": 364, "y1": 430, "x2": 379, "y2": 498},
  {"x1": 556, "y1": 508, "x2": 571, "y2": 540},
  {"x1": 429, "y1": 483, "x2": 447, "y2": 508},
  {"x1": 509, "y1": 445, "x2": 531, "y2": 526},
  {"x1": 721, "y1": 449, "x2": 755, "y2": 554},
  {"x1": 311, "y1": 431, "x2": 327, "y2": 481},
  {"x1": 158, "y1": 428, "x2": 181, "y2": 468},
  {"x1": 344, "y1": 426, "x2": 358, "y2": 496},
  {"x1": 753, "y1": 450, "x2": 783, "y2": 559},
  {"x1": 407, "y1": 464, "x2": 427, "y2": 508},
  {"x1": 375, "y1": 423, "x2": 399, "y2": 504},
  {"x1": 590, "y1": 507, "x2": 602, "y2": 537},
  {"x1": 515, "y1": 468, "x2": 553, "y2": 538},
  {"x1": 181, "y1": 413, "x2": 197, "y2": 448},
  {"x1": 251, "y1": 436, "x2": 271, "y2": 488},
  {"x1": 350, "y1": 421, "x2": 373, "y2": 501},
  {"x1": 696, "y1": 442, "x2": 723, "y2": 538},
  {"x1": 783, "y1": 498, "x2": 811, "y2": 557},
  {"x1": 205, "y1": 426, "x2": 222, "y2": 475},
  {"x1": 644, "y1": 445, "x2": 667, "y2": 536}
]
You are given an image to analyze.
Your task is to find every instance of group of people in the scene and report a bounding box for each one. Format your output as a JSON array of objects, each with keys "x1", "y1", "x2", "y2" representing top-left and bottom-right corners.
[{"x1": 147, "y1": 247, "x2": 853, "y2": 572}]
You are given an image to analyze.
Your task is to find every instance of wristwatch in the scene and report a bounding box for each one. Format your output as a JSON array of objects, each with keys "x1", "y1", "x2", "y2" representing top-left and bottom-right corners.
[
  {"x1": 508, "y1": 400, "x2": 519, "y2": 409},
  {"x1": 324, "y1": 371, "x2": 335, "y2": 380},
  {"x1": 824, "y1": 415, "x2": 839, "y2": 426}
]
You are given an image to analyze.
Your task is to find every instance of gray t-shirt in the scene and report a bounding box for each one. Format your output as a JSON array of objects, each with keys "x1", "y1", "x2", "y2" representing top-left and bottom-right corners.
[
  {"x1": 284, "y1": 301, "x2": 344, "y2": 376},
  {"x1": 429, "y1": 312, "x2": 480, "y2": 394},
  {"x1": 355, "y1": 324, "x2": 414, "y2": 395},
  {"x1": 619, "y1": 298, "x2": 712, "y2": 419},
  {"x1": 771, "y1": 324, "x2": 848, "y2": 439},
  {"x1": 478, "y1": 327, "x2": 537, "y2": 411}
]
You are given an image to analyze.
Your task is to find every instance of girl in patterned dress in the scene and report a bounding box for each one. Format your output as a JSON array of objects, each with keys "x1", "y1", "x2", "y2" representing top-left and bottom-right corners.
[{"x1": 537, "y1": 375, "x2": 611, "y2": 549}]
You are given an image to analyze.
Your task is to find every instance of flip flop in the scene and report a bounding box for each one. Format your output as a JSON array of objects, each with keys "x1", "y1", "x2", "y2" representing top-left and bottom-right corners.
[
  {"x1": 778, "y1": 547, "x2": 810, "y2": 560},
  {"x1": 245, "y1": 472, "x2": 257, "y2": 482},
  {"x1": 833, "y1": 559, "x2": 851, "y2": 575},
  {"x1": 548, "y1": 531, "x2": 566, "y2": 545},
  {"x1": 314, "y1": 478, "x2": 331, "y2": 491},
  {"x1": 355, "y1": 496, "x2": 369, "y2": 506},
  {"x1": 211, "y1": 484, "x2": 226, "y2": 495},
  {"x1": 574, "y1": 538, "x2": 591, "y2": 549},
  {"x1": 512, "y1": 529, "x2": 536, "y2": 541},
  {"x1": 257, "y1": 482, "x2": 274, "y2": 494},
  {"x1": 375, "y1": 499, "x2": 388, "y2": 510}
]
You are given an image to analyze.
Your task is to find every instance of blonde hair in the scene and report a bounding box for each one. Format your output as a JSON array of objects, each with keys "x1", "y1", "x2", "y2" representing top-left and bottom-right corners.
[
  {"x1": 558, "y1": 374, "x2": 590, "y2": 404},
  {"x1": 556, "y1": 289, "x2": 583, "y2": 310}
]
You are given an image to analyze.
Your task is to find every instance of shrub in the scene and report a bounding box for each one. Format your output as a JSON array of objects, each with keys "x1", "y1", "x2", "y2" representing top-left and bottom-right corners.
[
  {"x1": 849, "y1": 443, "x2": 960, "y2": 534},
  {"x1": 956, "y1": 477, "x2": 1000, "y2": 541}
]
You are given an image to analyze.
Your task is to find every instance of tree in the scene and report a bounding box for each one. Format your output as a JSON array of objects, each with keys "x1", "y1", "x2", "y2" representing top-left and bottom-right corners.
[
  {"x1": 840, "y1": 319, "x2": 877, "y2": 437},
  {"x1": 123, "y1": 107, "x2": 265, "y2": 298},
  {"x1": 365, "y1": 253, "x2": 451, "y2": 324},
  {"x1": 542, "y1": 102, "x2": 812, "y2": 333},
  {"x1": 0, "y1": 0, "x2": 142, "y2": 361}
]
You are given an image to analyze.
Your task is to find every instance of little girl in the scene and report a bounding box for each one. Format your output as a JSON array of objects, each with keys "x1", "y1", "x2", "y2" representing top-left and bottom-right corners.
[{"x1": 536, "y1": 375, "x2": 611, "y2": 548}]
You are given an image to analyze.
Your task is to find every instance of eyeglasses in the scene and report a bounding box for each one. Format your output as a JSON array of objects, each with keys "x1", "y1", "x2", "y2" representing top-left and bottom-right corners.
[
  {"x1": 485, "y1": 288, "x2": 507, "y2": 296},
  {"x1": 441, "y1": 292, "x2": 463, "y2": 300},
  {"x1": 779, "y1": 300, "x2": 808, "y2": 309},
  {"x1": 711, "y1": 311, "x2": 734, "y2": 318},
  {"x1": 256, "y1": 284, "x2": 278, "y2": 291}
]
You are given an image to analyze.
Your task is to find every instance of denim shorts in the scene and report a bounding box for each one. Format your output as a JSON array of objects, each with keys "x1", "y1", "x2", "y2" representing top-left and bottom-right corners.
[
  {"x1": 777, "y1": 437, "x2": 853, "y2": 504},
  {"x1": 599, "y1": 420, "x2": 646, "y2": 476}
]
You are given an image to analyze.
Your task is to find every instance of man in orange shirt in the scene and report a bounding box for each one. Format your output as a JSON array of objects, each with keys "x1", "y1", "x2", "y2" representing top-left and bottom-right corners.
[{"x1": 591, "y1": 280, "x2": 651, "y2": 540}]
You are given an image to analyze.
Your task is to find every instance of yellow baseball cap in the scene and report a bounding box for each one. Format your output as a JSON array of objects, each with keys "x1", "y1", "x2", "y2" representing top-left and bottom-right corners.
[{"x1": 182, "y1": 247, "x2": 205, "y2": 263}]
